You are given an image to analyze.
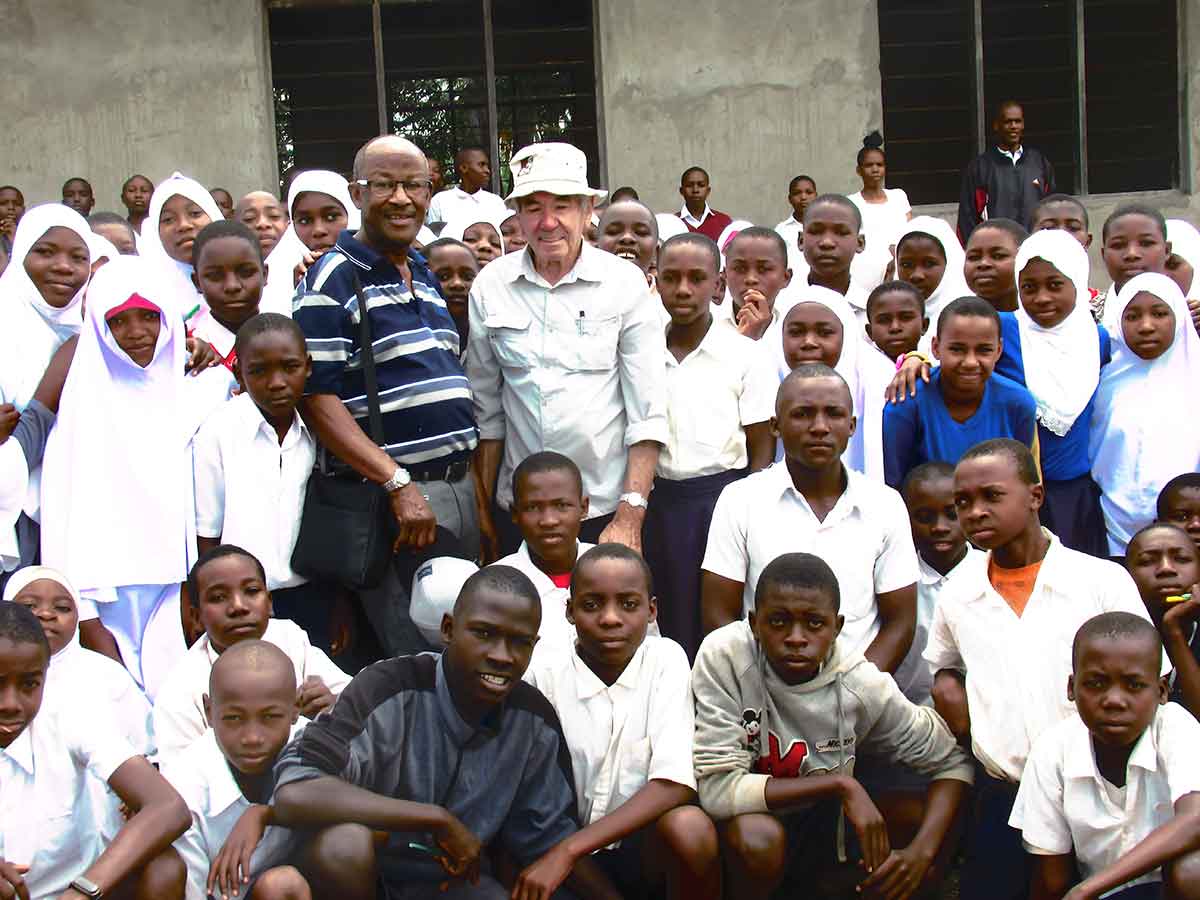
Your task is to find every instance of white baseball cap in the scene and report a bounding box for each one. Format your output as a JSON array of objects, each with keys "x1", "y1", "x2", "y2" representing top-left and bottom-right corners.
[
  {"x1": 410, "y1": 556, "x2": 480, "y2": 647},
  {"x1": 506, "y1": 142, "x2": 607, "y2": 203}
]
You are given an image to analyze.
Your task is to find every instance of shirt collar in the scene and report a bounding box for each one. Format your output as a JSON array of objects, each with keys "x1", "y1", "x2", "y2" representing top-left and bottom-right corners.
[
  {"x1": 509, "y1": 241, "x2": 607, "y2": 289},
  {"x1": 570, "y1": 639, "x2": 647, "y2": 700},
  {"x1": 199, "y1": 729, "x2": 246, "y2": 815},
  {"x1": 232, "y1": 392, "x2": 308, "y2": 448},
  {"x1": 681, "y1": 203, "x2": 712, "y2": 225},
  {"x1": 997, "y1": 145, "x2": 1024, "y2": 162},
  {"x1": 1, "y1": 721, "x2": 35, "y2": 775},
  {"x1": 334, "y1": 230, "x2": 434, "y2": 283},
  {"x1": 434, "y1": 653, "x2": 501, "y2": 746},
  {"x1": 768, "y1": 461, "x2": 860, "y2": 516},
  {"x1": 918, "y1": 547, "x2": 976, "y2": 586},
  {"x1": 1063, "y1": 712, "x2": 1159, "y2": 780}
]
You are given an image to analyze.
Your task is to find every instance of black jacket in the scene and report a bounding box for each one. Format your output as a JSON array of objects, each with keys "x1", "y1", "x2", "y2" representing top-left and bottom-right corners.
[{"x1": 957, "y1": 145, "x2": 1055, "y2": 238}]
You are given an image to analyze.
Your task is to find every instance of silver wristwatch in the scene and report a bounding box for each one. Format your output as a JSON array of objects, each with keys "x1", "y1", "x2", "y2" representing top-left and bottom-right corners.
[
  {"x1": 383, "y1": 466, "x2": 412, "y2": 493},
  {"x1": 619, "y1": 491, "x2": 648, "y2": 509},
  {"x1": 70, "y1": 876, "x2": 103, "y2": 898}
]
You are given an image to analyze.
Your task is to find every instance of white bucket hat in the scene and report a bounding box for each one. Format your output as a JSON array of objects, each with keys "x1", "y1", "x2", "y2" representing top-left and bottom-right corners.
[{"x1": 507, "y1": 142, "x2": 608, "y2": 202}]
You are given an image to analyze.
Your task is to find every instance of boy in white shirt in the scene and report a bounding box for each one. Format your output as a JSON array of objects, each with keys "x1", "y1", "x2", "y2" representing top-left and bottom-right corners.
[
  {"x1": 644, "y1": 233, "x2": 776, "y2": 659},
  {"x1": 0, "y1": 603, "x2": 190, "y2": 900},
  {"x1": 162, "y1": 640, "x2": 310, "y2": 900},
  {"x1": 702, "y1": 365, "x2": 919, "y2": 676},
  {"x1": 492, "y1": 452, "x2": 595, "y2": 658},
  {"x1": 1011, "y1": 613, "x2": 1200, "y2": 900},
  {"x1": 193, "y1": 313, "x2": 330, "y2": 650},
  {"x1": 154, "y1": 546, "x2": 350, "y2": 761},
  {"x1": 522, "y1": 544, "x2": 719, "y2": 900},
  {"x1": 924, "y1": 438, "x2": 1154, "y2": 900}
]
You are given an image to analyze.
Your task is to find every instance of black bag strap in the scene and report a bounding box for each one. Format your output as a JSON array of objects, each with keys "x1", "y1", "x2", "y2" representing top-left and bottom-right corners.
[{"x1": 352, "y1": 274, "x2": 386, "y2": 447}]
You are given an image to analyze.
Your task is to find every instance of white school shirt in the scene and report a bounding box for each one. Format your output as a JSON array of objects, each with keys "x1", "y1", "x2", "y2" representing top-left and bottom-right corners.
[
  {"x1": 659, "y1": 321, "x2": 776, "y2": 481},
  {"x1": 524, "y1": 636, "x2": 696, "y2": 842},
  {"x1": 773, "y1": 218, "x2": 811, "y2": 284},
  {"x1": 163, "y1": 725, "x2": 304, "y2": 900},
  {"x1": 153, "y1": 618, "x2": 351, "y2": 761},
  {"x1": 0, "y1": 705, "x2": 136, "y2": 900},
  {"x1": 494, "y1": 540, "x2": 595, "y2": 658},
  {"x1": 893, "y1": 549, "x2": 982, "y2": 705},
  {"x1": 1011, "y1": 705, "x2": 1200, "y2": 895},
  {"x1": 193, "y1": 392, "x2": 317, "y2": 589},
  {"x1": 923, "y1": 531, "x2": 1153, "y2": 782},
  {"x1": 848, "y1": 342, "x2": 898, "y2": 482},
  {"x1": 680, "y1": 204, "x2": 714, "y2": 230},
  {"x1": 466, "y1": 243, "x2": 669, "y2": 516},
  {"x1": 848, "y1": 189, "x2": 911, "y2": 291},
  {"x1": 702, "y1": 463, "x2": 918, "y2": 655},
  {"x1": 427, "y1": 186, "x2": 509, "y2": 226}
]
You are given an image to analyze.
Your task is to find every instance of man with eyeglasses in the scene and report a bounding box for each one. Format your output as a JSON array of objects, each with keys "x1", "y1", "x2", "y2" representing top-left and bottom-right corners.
[
  {"x1": 293, "y1": 134, "x2": 480, "y2": 657},
  {"x1": 427, "y1": 146, "x2": 509, "y2": 227}
]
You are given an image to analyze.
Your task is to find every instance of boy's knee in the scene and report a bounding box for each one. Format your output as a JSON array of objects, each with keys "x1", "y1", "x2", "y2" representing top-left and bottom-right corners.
[
  {"x1": 134, "y1": 846, "x2": 186, "y2": 900},
  {"x1": 719, "y1": 813, "x2": 788, "y2": 880},
  {"x1": 657, "y1": 806, "x2": 719, "y2": 870},
  {"x1": 306, "y1": 822, "x2": 375, "y2": 878},
  {"x1": 1166, "y1": 849, "x2": 1200, "y2": 900},
  {"x1": 250, "y1": 865, "x2": 312, "y2": 900}
]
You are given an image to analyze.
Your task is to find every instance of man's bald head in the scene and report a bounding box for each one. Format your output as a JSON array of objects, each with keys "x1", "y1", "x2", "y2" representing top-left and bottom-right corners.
[
  {"x1": 209, "y1": 639, "x2": 296, "y2": 704},
  {"x1": 353, "y1": 135, "x2": 427, "y2": 180}
]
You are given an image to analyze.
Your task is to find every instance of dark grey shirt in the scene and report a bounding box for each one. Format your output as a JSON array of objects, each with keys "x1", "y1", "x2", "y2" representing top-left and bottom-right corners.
[{"x1": 270, "y1": 652, "x2": 579, "y2": 875}]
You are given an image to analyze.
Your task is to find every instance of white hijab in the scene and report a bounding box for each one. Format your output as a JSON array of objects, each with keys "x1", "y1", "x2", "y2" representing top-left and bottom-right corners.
[
  {"x1": 262, "y1": 171, "x2": 361, "y2": 316},
  {"x1": 1167, "y1": 219, "x2": 1200, "y2": 300},
  {"x1": 2, "y1": 565, "x2": 153, "y2": 752},
  {"x1": 1013, "y1": 229, "x2": 1100, "y2": 437},
  {"x1": 40, "y1": 256, "x2": 207, "y2": 590},
  {"x1": 894, "y1": 216, "x2": 971, "y2": 331},
  {"x1": 439, "y1": 212, "x2": 507, "y2": 254},
  {"x1": 1089, "y1": 273, "x2": 1200, "y2": 554},
  {"x1": 0, "y1": 204, "x2": 93, "y2": 409},
  {"x1": 138, "y1": 172, "x2": 223, "y2": 321}
]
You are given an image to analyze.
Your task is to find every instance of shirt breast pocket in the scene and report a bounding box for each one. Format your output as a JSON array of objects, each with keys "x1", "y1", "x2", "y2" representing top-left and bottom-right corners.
[
  {"x1": 615, "y1": 736, "x2": 652, "y2": 802},
  {"x1": 485, "y1": 308, "x2": 534, "y2": 370},
  {"x1": 559, "y1": 314, "x2": 619, "y2": 372}
]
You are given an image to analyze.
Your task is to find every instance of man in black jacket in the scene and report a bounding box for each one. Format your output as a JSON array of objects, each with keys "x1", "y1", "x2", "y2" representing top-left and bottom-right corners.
[{"x1": 957, "y1": 101, "x2": 1055, "y2": 238}]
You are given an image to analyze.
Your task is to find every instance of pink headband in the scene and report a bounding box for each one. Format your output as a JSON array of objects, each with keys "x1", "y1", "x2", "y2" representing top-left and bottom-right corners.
[{"x1": 104, "y1": 292, "x2": 161, "y2": 321}]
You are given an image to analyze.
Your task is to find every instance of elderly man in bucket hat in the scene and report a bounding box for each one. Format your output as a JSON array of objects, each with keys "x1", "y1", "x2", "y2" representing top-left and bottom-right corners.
[{"x1": 466, "y1": 143, "x2": 668, "y2": 562}]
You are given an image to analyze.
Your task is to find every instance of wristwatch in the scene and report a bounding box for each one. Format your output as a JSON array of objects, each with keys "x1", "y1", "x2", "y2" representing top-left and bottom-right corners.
[
  {"x1": 69, "y1": 876, "x2": 103, "y2": 898},
  {"x1": 383, "y1": 466, "x2": 411, "y2": 493},
  {"x1": 619, "y1": 491, "x2": 648, "y2": 510}
]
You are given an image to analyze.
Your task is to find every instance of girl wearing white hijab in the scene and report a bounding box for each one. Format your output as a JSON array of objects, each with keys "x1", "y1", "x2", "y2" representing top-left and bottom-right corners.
[
  {"x1": 0, "y1": 203, "x2": 93, "y2": 409},
  {"x1": 261, "y1": 170, "x2": 362, "y2": 316},
  {"x1": 998, "y1": 229, "x2": 1109, "y2": 554},
  {"x1": 439, "y1": 212, "x2": 506, "y2": 267},
  {"x1": 1166, "y1": 218, "x2": 1200, "y2": 337},
  {"x1": 139, "y1": 172, "x2": 223, "y2": 323},
  {"x1": 893, "y1": 216, "x2": 971, "y2": 352},
  {"x1": 40, "y1": 256, "x2": 228, "y2": 699},
  {"x1": 1089, "y1": 272, "x2": 1200, "y2": 555}
]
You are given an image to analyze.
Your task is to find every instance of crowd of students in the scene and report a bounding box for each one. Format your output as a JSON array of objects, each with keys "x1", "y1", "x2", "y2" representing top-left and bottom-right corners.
[{"x1": 0, "y1": 119, "x2": 1199, "y2": 900}]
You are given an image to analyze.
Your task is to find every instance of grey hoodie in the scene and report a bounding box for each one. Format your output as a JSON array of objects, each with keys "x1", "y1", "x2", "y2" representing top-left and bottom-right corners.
[{"x1": 692, "y1": 621, "x2": 973, "y2": 821}]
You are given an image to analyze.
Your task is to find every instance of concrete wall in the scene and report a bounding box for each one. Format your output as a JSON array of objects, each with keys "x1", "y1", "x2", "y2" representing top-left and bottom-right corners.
[
  {"x1": 595, "y1": 0, "x2": 883, "y2": 228},
  {"x1": 0, "y1": 0, "x2": 278, "y2": 214}
]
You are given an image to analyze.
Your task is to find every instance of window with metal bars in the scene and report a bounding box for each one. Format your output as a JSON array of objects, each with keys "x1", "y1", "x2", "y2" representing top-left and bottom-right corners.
[{"x1": 878, "y1": 0, "x2": 1179, "y2": 205}]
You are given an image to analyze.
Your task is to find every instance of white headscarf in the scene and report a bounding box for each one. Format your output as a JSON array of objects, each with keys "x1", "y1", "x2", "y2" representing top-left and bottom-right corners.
[
  {"x1": 1013, "y1": 230, "x2": 1100, "y2": 437},
  {"x1": 769, "y1": 284, "x2": 861, "y2": 397},
  {"x1": 0, "y1": 204, "x2": 93, "y2": 409},
  {"x1": 1089, "y1": 273, "x2": 1200, "y2": 554},
  {"x1": 655, "y1": 213, "x2": 689, "y2": 243},
  {"x1": 1167, "y1": 219, "x2": 1200, "y2": 300},
  {"x1": 84, "y1": 231, "x2": 120, "y2": 268},
  {"x1": 894, "y1": 216, "x2": 971, "y2": 331},
  {"x1": 3, "y1": 565, "x2": 83, "y2": 660},
  {"x1": 261, "y1": 170, "x2": 361, "y2": 317},
  {"x1": 138, "y1": 172, "x2": 223, "y2": 321},
  {"x1": 439, "y1": 213, "x2": 506, "y2": 254},
  {"x1": 40, "y1": 256, "x2": 209, "y2": 590}
]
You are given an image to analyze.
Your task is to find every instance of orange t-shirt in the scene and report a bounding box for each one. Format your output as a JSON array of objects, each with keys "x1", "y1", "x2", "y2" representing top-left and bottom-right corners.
[{"x1": 988, "y1": 558, "x2": 1043, "y2": 617}]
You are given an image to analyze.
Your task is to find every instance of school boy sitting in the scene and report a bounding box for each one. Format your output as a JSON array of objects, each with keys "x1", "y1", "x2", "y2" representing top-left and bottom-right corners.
[
  {"x1": 924, "y1": 438, "x2": 1154, "y2": 900},
  {"x1": 646, "y1": 232, "x2": 776, "y2": 658},
  {"x1": 153, "y1": 545, "x2": 350, "y2": 761},
  {"x1": 493, "y1": 452, "x2": 596, "y2": 659},
  {"x1": 1124, "y1": 522, "x2": 1200, "y2": 720},
  {"x1": 0, "y1": 603, "x2": 191, "y2": 900},
  {"x1": 702, "y1": 365, "x2": 919, "y2": 676},
  {"x1": 522, "y1": 544, "x2": 720, "y2": 900},
  {"x1": 882, "y1": 296, "x2": 1037, "y2": 490},
  {"x1": 263, "y1": 566, "x2": 618, "y2": 900},
  {"x1": 188, "y1": 220, "x2": 266, "y2": 382},
  {"x1": 162, "y1": 640, "x2": 309, "y2": 900},
  {"x1": 1011, "y1": 613, "x2": 1200, "y2": 900},
  {"x1": 692, "y1": 553, "x2": 973, "y2": 900},
  {"x1": 193, "y1": 313, "x2": 333, "y2": 650}
]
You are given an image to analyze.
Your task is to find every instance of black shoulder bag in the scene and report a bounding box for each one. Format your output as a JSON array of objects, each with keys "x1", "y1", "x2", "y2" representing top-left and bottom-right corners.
[{"x1": 291, "y1": 275, "x2": 399, "y2": 590}]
